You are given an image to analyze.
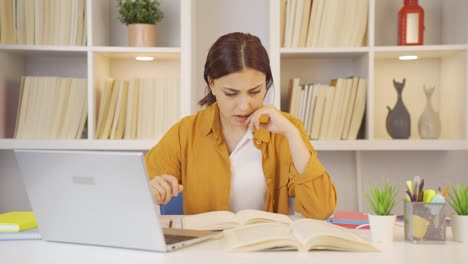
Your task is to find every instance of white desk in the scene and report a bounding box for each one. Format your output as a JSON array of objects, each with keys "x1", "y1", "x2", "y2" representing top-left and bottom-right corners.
[{"x1": 1, "y1": 223, "x2": 466, "y2": 264}]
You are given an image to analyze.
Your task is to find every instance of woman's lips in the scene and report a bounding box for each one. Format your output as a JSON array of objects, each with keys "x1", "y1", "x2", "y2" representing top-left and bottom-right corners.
[{"x1": 234, "y1": 114, "x2": 250, "y2": 122}]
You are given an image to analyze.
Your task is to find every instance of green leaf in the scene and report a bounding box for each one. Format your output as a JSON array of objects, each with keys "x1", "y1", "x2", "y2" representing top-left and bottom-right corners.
[
  {"x1": 365, "y1": 180, "x2": 400, "y2": 216},
  {"x1": 448, "y1": 184, "x2": 468, "y2": 215},
  {"x1": 116, "y1": 0, "x2": 164, "y2": 25}
]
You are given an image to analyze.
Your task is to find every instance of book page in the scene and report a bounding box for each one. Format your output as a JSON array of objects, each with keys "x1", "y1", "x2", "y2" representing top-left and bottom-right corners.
[
  {"x1": 182, "y1": 211, "x2": 239, "y2": 230},
  {"x1": 223, "y1": 222, "x2": 300, "y2": 252},
  {"x1": 236, "y1": 209, "x2": 293, "y2": 225},
  {"x1": 291, "y1": 219, "x2": 378, "y2": 252}
]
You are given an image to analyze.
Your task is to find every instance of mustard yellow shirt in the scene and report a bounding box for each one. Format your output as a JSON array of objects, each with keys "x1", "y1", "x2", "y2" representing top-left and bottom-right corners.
[{"x1": 145, "y1": 103, "x2": 337, "y2": 219}]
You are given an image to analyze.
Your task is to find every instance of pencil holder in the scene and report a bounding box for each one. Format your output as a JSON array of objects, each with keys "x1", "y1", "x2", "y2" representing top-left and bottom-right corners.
[{"x1": 404, "y1": 201, "x2": 447, "y2": 243}]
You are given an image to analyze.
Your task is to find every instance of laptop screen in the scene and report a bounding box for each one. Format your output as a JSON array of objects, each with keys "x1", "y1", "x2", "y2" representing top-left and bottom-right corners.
[{"x1": 15, "y1": 150, "x2": 168, "y2": 251}]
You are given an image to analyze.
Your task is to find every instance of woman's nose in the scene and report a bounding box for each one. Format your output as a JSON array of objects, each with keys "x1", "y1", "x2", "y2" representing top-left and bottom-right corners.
[{"x1": 237, "y1": 95, "x2": 251, "y2": 111}]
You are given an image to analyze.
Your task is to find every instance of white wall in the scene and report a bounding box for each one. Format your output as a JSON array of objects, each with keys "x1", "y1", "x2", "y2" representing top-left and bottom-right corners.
[{"x1": 3, "y1": 148, "x2": 468, "y2": 214}]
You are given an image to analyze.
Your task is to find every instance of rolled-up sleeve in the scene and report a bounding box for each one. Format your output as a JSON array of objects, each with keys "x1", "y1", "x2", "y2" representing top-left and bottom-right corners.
[
  {"x1": 286, "y1": 120, "x2": 337, "y2": 219},
  {"x1": 145, "y1": 123, "x2": 182, "y2": 182}
]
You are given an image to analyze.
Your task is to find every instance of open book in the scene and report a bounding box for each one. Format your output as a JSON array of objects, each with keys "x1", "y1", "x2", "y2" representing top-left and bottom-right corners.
[
  {"x1": 223, "y1": 219, "x2": 379, "y2": 252},
  {"x1": 182, "y1": 209, "x2": 292, "y2": 230}
]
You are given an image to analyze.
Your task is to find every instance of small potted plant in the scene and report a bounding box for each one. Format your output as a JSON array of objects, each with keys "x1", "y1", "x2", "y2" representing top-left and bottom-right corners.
[
  {"x1": 365, "y1": 180, "x2": 400, "y2": 243},
  {"x1": 116, "y1": 0, "x2": 164, "y2": 47},
  {"x1": 447, "y1": 184, "x2": 468, "y2": 242}
]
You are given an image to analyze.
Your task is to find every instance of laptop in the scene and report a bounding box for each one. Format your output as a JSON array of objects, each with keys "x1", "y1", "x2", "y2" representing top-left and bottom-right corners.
[{"x1": 14, "y1": 149, "x2": 219, "y2": 252}]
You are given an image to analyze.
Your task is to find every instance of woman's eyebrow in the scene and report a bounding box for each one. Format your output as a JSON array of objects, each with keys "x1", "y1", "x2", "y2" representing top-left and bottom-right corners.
[{"x1": 223, "y1": 84, "x2": 263, "y2": 92}]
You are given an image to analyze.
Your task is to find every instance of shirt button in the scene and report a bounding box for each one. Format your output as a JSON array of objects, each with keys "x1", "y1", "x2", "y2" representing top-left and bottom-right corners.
[
  {"x1": 255, "y1": 140, "x2": 261, "y2": 145},
  {"x1": 267, "y1": 178, "x2": 272, "y2": 184}
]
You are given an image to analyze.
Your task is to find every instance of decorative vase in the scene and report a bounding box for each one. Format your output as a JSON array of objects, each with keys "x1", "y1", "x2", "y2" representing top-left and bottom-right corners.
[
  {"x1": 128, "y1": 23, "x2": 156, "y2": 47},
  {"x1": 398, "y1": 0, "x2": 425, "y2": 45},
  {"x1": 386, "y1": 78, "x2": 411, "y2": 139},
  {"x1": 418, "y1": 85, "x2": 441, "y2": 139},
  {"x1": 450, "y1": 214, "x2": 468, "y2": 243},
  {"x1": 368, "y1": 214, "x2": 396, "y2": 244}
]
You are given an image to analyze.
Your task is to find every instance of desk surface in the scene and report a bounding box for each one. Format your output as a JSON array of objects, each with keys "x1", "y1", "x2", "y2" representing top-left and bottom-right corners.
[{"x1": 1, "y1": 221, "x2": 467, "y2": 264}]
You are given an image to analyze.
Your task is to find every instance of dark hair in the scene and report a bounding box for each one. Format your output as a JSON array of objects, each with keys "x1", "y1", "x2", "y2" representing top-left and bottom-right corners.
[{"x1": 198, "y1": 32, "x2": 274, "y2": 107}]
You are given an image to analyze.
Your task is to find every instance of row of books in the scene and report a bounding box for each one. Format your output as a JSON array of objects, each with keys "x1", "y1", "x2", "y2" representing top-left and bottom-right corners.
[
  {"x1": 281, "y1": 0, "x2": 368, "y2": 48},
  {"x1": 96, "y1": 78, "x2": 180, "y2": 140},
  {"x1": 0, "y1": 0, "x2": 87, "y2": 45},
  {"x1": 15, "y1": 76, "x2": 88, "y2": 139},
  {"x1": 287, "y1": 76, "x2": 367, "y2": 140}
]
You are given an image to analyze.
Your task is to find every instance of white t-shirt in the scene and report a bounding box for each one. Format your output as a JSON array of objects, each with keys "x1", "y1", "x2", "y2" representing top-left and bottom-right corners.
[{"x1": 229, "y1": 130, "x2": 266, "y2": 212}]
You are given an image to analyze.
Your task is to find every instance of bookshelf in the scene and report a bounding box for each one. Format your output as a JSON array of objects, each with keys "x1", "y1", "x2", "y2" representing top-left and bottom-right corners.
[
  {"x1": 1, "y1": 0, "x2": 464, "y2": 150},
  {"x1": 0, "y1": 0, "x2": 190, "y2": 148},
  {"x1": 272, "y1": 0, "x2": 468, "y2": 150},
  {"x1": 0, "y1": 0, "x2": 467, "y2": 214}
]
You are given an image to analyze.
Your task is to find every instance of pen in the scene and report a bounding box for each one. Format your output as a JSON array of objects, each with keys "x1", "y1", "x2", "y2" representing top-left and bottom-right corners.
[{"x1": 442, "y1": 186, "x2": 450, "y2": 197}]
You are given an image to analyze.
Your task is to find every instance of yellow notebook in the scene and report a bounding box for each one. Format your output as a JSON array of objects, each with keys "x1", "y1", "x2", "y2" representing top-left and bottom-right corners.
[{"x1": 0, "y1": 211, "x2": 38, "y2": 232}]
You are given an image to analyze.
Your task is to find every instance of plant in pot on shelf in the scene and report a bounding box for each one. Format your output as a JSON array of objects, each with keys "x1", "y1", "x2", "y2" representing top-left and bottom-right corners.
[
  {"x1": 117, "y1": 0, "x2": 164, "y2": 47},
  {"x1": 447, "y1": 184, "x2": 468, "y2": 242},
  {"x1": 365, "y1": 181, "x2": 400, "y2": 243}
]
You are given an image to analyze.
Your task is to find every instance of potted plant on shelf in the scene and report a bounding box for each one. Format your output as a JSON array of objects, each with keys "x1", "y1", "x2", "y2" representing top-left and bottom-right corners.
[
  {"x1": 117, "y1": 0, "x2": 164, "y2": 47},
  {"x1": 365, "y1": 180, "x2": 400, "y2": 243},
  {"x1": 447, "y1": 184, "x2": 468, "y2": 242}
]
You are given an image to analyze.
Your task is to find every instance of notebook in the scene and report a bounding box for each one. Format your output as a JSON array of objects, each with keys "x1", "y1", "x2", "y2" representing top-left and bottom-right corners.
[
  {"x1": 14, "y1": 150, "x2": 219, "y2": 252},
  {"x1": 0, "y1": 228, "x2": 41, "y2": 241}
]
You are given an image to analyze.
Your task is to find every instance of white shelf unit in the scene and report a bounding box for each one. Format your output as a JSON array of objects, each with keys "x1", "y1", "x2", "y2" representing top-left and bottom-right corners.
[
  {"x1": 270, "y1": 0, "x2": 468, "y2": 150},
  {"x1": 0, "y1": 0, "x2": 466, "y2": 152},
  {"x1": 0, "y1": 0, "x2": 468, "y2": 214},
  {"x1": 0, "y1": 0, "x2": 191, "y2": 150}
]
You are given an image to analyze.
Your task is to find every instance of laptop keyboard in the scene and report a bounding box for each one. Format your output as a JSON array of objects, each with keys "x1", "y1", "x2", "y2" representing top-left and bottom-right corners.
[{"x1": 164, "y1": 234, "x2": 196, "y2": 244}]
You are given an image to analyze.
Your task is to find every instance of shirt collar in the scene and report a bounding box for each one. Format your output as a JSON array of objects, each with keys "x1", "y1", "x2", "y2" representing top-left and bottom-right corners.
[{"x1": 200, "y1": 102, "x2": 271, "y2": 143}]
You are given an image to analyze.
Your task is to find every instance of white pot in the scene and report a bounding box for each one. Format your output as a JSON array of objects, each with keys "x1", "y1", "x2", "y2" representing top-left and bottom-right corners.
[
  {"x1": 450, "y1": 214, "x2": 468, "y2": 242},
  {"x1": 368, "y1": 214, "x2": 396, "y2": 244}
]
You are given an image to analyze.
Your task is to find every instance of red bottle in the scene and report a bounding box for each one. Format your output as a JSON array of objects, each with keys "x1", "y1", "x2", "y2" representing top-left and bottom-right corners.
[{"x1": 398, "y1": 0, "x2": 425, "y2": 45}]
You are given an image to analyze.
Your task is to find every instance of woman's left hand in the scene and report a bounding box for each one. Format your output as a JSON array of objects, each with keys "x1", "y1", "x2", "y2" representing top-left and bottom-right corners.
[{"x1": 245, "y1": 105, "x2": 295, "y2": 136}]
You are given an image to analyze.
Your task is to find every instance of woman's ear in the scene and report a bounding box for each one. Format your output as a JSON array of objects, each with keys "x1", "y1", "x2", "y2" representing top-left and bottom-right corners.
[{"x1": 208, "y1": 78, "x2": 215, "y2": 95}]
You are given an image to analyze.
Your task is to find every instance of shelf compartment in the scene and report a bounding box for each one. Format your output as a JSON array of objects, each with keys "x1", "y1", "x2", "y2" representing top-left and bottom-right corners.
[
  {"x1": 0, "y1": 50, "x2": 88, "y2": 139},
  {"x1": 92, "y1": 51, "x2": 181, "y2": 140},
  {"x1": 280, "y1": 53, "x2": 369, "y2": 112},
  {"x1": 374, "y1": 0, "x2": 468, "y2": 46},
  {"x1": 373, "y1": 48, "x2": 467, "y2": 140},
  {"x1": 92, "y1": 0, "x2": 181, "y2": 48}
]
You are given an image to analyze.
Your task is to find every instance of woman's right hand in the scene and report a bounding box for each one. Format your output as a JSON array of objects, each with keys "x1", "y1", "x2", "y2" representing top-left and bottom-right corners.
[{"x1": 149, "y1": 174, "x2": 183, "y2": 205}]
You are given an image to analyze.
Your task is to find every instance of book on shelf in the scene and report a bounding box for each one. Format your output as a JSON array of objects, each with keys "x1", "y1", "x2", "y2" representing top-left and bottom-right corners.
[
  {"x1": 110, "y1": 80, "x2": 129, "y2": 140},
  {"x1": 298, "y1": 0, "x2": 312, "y2": 48},
  {"x1": 14, "y1": 76, "x2": 87, "y2": 139},
  {"x1": 182, "y1": 209, "x2": 292, "y2": 231},
  {"x1": 309, "y1": 84, "x2": 327, "y2": 139},
  {"x1": 279, "y1": 0, "x2": 287, "y2": 47},
  {"x1": 324, "y1": 78, "x2": 345, "y2": 139},
  {"x1": 291, "y1": 0, "x2": 304, "y2": 48},
  {"x1": 341, "y1": 77, "x2": 359, "y2": 139},
  {"x1": 283, "y1": 0, "x2": 296, "y2": 48},
  {"x1": 96, "y1": 79, "x2": 114, "y2": 139},
  {"x1": 334, "y1": 78, "x2": 353, "y2": 139},
  {"x1": 0, "y1": 211, "x2": 37, "y2": 232},
  {"x1": 223, "y1": 219, "x2": 378, "y2": 252},
  {"x1": 100, "y1": 79, "x2": 120, "y2": 139},
  {"x1": 0, "y1": 228, "x2": 41, "y2": 241},
  {"x1": 288, "y1": 77, "x2": 301, "y2": 117},
  {"x1": 318, "y1": 84, "x2": 336, "y2": 139},
  {"x1": 124, "y1": 79, "x2": 140, "y2": 139},
  {"x1": 347, "y1": 78, "x2": 367, "y2": 140}
]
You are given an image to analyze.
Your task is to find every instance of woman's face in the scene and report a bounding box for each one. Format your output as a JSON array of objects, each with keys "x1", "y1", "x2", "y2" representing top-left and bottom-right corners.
[{"x1": 209, "y1": 68, "x2": 267, "y2": 129}]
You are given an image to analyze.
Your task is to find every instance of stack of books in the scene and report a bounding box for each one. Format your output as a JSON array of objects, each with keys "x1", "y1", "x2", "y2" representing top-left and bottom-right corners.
[{"x1": 0, "y1": 211, "x2": 41, "y2": 240}]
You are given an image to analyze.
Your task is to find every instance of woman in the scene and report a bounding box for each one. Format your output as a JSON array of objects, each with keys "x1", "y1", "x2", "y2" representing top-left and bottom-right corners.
[{"x1": 145, "y1": 32, "x2": 336, "y2": 219}]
